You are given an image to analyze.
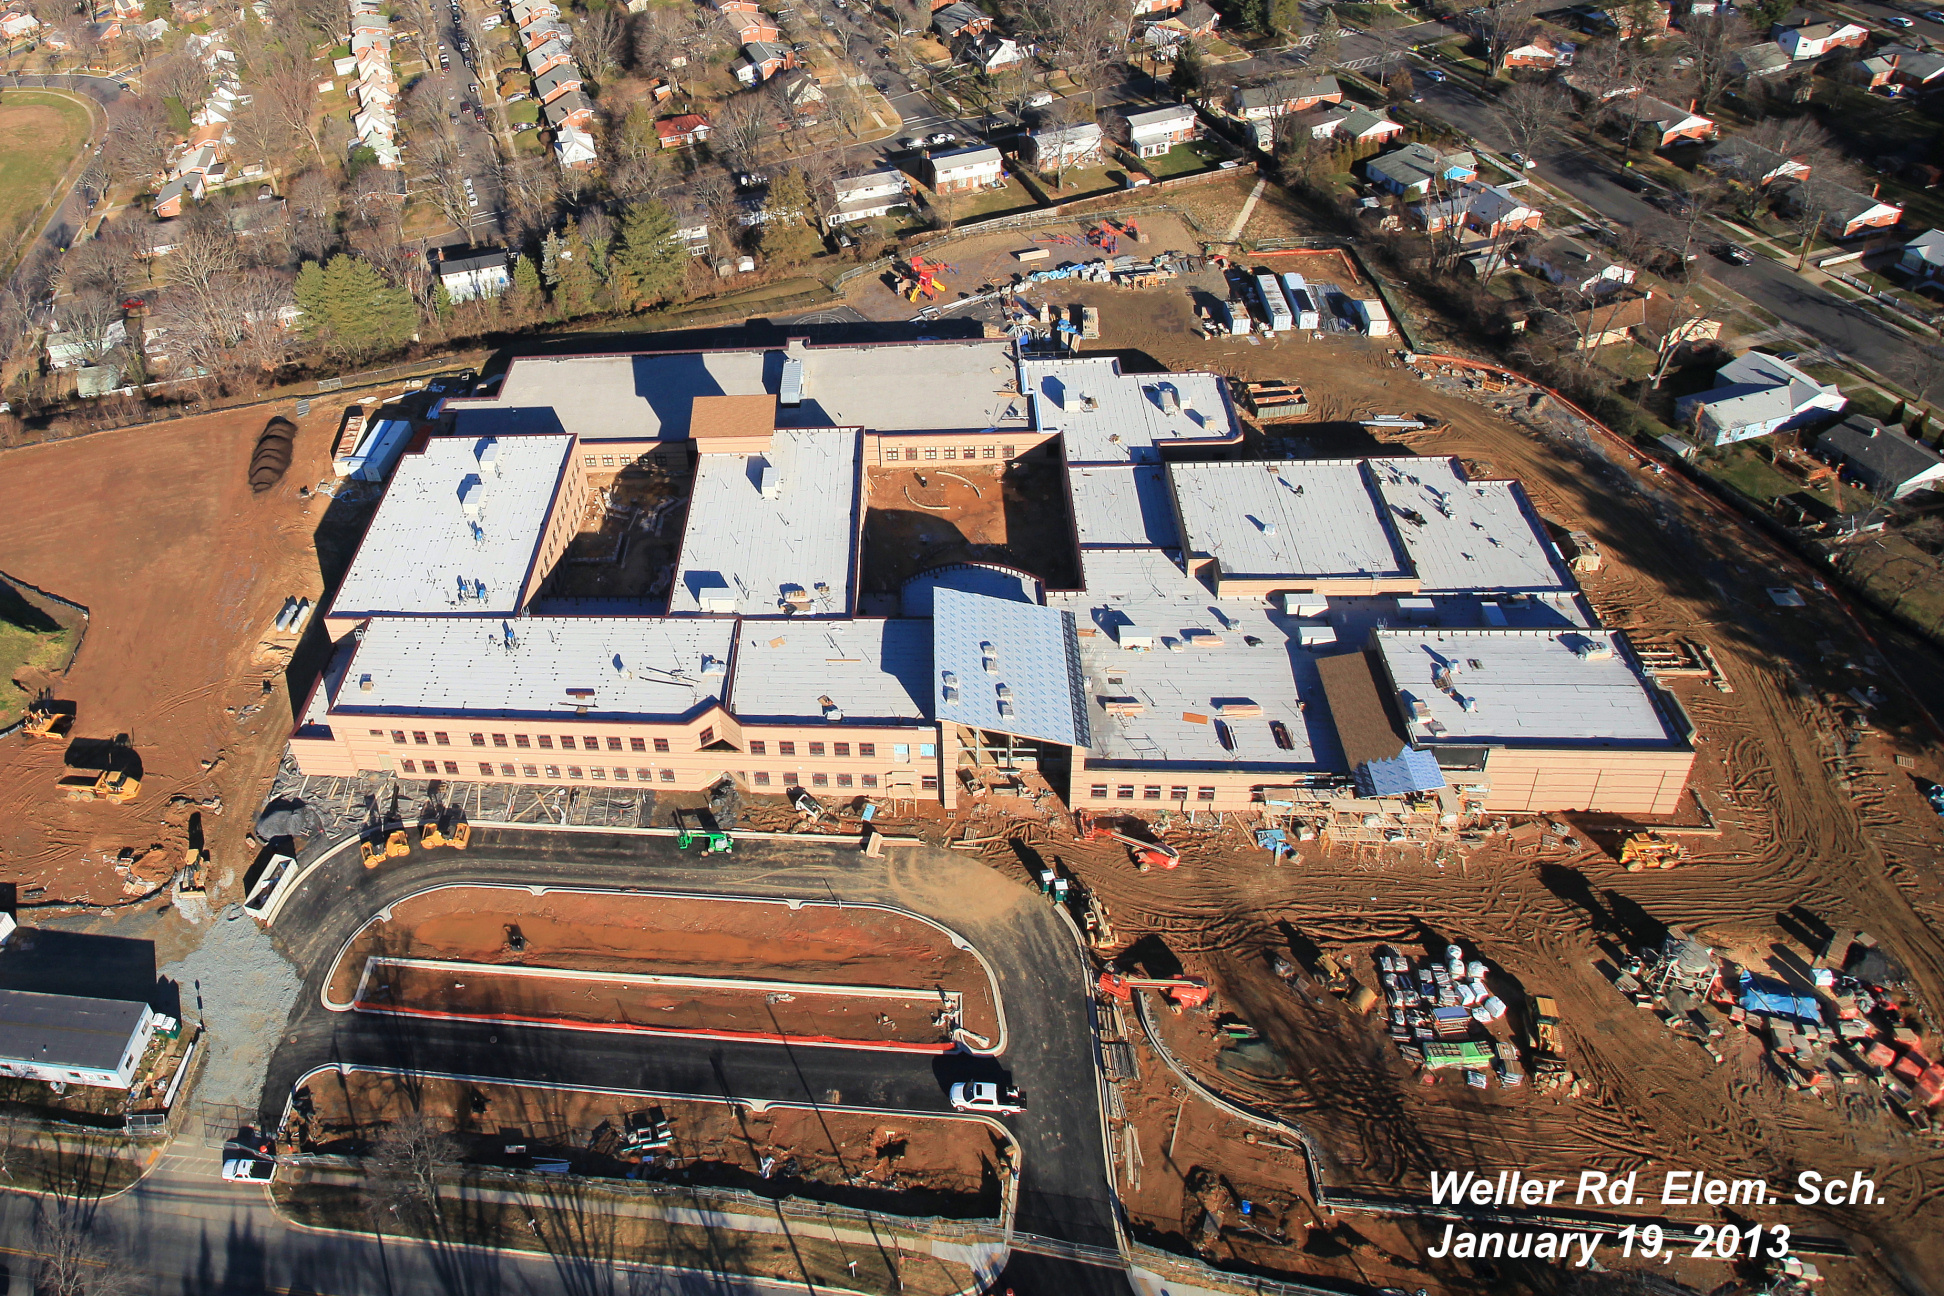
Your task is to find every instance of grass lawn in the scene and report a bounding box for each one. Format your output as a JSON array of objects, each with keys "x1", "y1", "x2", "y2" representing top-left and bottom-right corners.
[
  {"x1": 1036, "y1": 162, "x2": 1129, "y2": 202},
  {"x1": 933, "y1": 179, "x2": 1038, "y2": 224},
  {"x1": 0, "y1": 90, "x2": 93, "y2": 260},
  {"x1": 0, "y1": 578, "x2": 83, "y2": 727},
  {"x1": 508, "y1": 100, "x2": 540, "y2": 124},
  {"x1": 1144, "y1": 140, "x2": 1227, "y2": 178},
  {"x1": 1703, "y1": 442, "x2": 1803, "y2": 506}
]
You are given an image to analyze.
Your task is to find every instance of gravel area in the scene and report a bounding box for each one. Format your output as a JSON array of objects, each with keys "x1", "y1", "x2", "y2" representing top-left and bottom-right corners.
[{"x1": 161, "y1": 904, "x2": 302, "y2": 1109}]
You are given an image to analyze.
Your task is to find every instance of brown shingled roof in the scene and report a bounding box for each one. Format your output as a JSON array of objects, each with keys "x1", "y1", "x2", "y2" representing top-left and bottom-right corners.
[
  {"x1": 689, "y1": 393, "x2": 777, "y2": 441},
  {"x1": 1316, "y1": 648, "x2": 1410, "y2": 770}
]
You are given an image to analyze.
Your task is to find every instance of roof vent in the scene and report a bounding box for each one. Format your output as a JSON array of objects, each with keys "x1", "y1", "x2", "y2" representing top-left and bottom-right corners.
[
  {"x1": 701, "y1": 655, "x2": 727, "y2": 676},
  {"x1": 359, "y1": 673, "x2": 374, "y2": 691},
  {"x1": 980, "y1": 641, "x2": 999, "y2": 673}
]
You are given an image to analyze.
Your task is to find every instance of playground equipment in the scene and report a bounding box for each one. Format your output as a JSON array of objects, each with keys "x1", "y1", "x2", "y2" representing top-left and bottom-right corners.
[{"x1": 897, "y1": 255, "x2": 946, "y2": 301}]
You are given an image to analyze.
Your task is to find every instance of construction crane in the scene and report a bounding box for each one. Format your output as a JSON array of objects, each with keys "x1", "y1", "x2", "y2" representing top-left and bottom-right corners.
[
  {"x1": 1097, "y1": 971, "x2": 1211, "y2": 1008},
  {"x1": 1075, "y1": 810, "x2": 1180, "y2": 870}
]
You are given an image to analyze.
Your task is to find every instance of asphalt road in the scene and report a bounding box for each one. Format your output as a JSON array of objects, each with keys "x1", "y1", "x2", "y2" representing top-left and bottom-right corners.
[
  {"x1": 1409, "y1": 72, "x2": 1944, "y2": 392},
  {"x1": 262, "y1": 828, "x2": 1121, "y2": 1254}
]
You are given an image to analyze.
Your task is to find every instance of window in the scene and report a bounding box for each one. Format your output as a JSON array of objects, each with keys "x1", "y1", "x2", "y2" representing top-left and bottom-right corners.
[
  {"x1": 833, "y1": 742, "x2": 850, "y2": 757},
  {"x1": 811, "y1": 772, "x2": 828, "y2": 787},
  {"x1": 1117, "y1": 785, "x2": 1135, "y2": 800},
  {"x1": 630, "y1": 737, "x2": 647, "y2": 752},
  {"x1": 962, "y1": 447, "x2": 977, "y2": 460},
  {"x1": 858, "y1": 742, "x2": 875, "y2": 758},
  {"x1": 585, "y1": 736, "x2": 601, "y2": 751},
  {"x1": 660, "y1": 769, "x2": 676, "y2": 782},
  {"x1": 538, "y1": 734, "x2": 554, "y2": 749},
  {"x1": 545, "y1": 764, "x2": 560, "y2": 779},
  {"x1": 1143, "y1": 786, "x2": 1162, "y2": 800},
  {"x1": 893, "y1": 743, "x2": 909, "y2": 762},
  {"x1": 636, "y1": 768, "x2": 652, "y2": 782},
  {"x1": 524, "y1": 764, "x2": 539, "y2": 778},
  {"x1": 584, "y1": 454, "x2": 597, "y2": 467},
  {"x1": 698, "y1": 727, "x2": 715, "y2": 747},
  {"x1": 602, "y1": 455, "x2": 615, "y2": 467},
  {"x1": 560, "y1": 736, "x2": 576, "y2": 750},
  {"x1": 749, "y1": 740, "x2": 766, "y2": 755},
  {"x1": 809, "y1": 742, "x2": 825, "y2": 756},
  {"x1": 1171, "y1": 786, "x2": 1188, "y2": 800},
  {"x1": 392, "y1": 730, "x2": 407, "y2": 744},
  {"x1": 591, "y1": 767, "x2": 607, "y2": 780},
  {"x1": 605, "y1": 736, "x2": 621, "y2": 751},
  {"x1": 754, "y1": 771, "x2": 771, "y2": 786},
  {"x1": 982, "y1": 447, "x2": 995, "y2": 459},
  {"x1": 861, "y1": 774, "x2": 878, "y2": 789},
  {"x1": 653, "y1": 737, "x2": 670, "y2": 753},
  {"x1": 369, "y1": 729, "x2": 383, "y2": 737},
  {"x1": 500, "y1": 763, "x2": 513, "y2": 776},
  {"x1": 921, "y1": 774, "x2": 939, "y2": 791},
  {"x1": 923, "y1": 449, "x2": 938, "y2": 460},
  {"x1": 1197, "y1": 787, "x2": 1216, "y2": 801},
  {"x1": 778, "y1": 741, "x2": 796, "y2": 756},
  {"x1": 836, "y1": 773, "x2": 853, "y2": 788},
  {"x1": 943, "y1": 448, "x2": 957, "y2": 460},
  {"x1": 567, "y1": 765, "x2": 583, "y2": 779},
  {"x1": 1001, "y1": 445, "x2": 1015, "y2": 459},
  {"x1": 434, "y1": 732, "x2": 450, "y2": 746},
  {"x1": 614, "y1": 767, "x2": 629, "y2": 781},
  {"x1": 919, "y1": 743, "x2": 936, "y2": 758},
  {"x1": 885, "y1": 447, "x2": 900, "y2": 462},
  {"x1": 515, "y1": 734, "x2": 531, "y2": 748},
  {"x1": 401, "y1": 759, "x2": 416, "y2": 773},
  {"x1": 492, "y1": 733, "x2": 508, "y2": 748},
  {"x1": 483, "y1": 762, "x2": 498, "y2": 776},
  {"x1": 1090, "y1": 784, "x2": 1109, "y2": 799},
  {"x1": 445, "y1": 761, "x2": 460, "y2": 775}
]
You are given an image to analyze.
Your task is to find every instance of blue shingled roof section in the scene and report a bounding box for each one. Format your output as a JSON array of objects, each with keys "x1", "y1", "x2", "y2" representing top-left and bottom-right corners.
[{"x1": 1354, "y1": 747, "x2": 1446, "y2": 797}]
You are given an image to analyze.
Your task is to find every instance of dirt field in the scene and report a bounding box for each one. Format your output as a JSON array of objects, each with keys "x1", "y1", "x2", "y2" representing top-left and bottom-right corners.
[
  {"x1": 861, "y1": 457, "x2": 1079, "y2": 593},
  {"x1": 0, "y1": 393, "x2": 379, "y2": 905},
  {"x1": 329, "y1": 886, "x2": 1000, "y2": 1044},
  {"x1": 292, "y1": 1071, "x2": 1008, "y2": 1218},
  {"x1": 550, "y1": 468, "x2": 688, "y2": 601},
  {"x1": 353, "y1": 958, "x2": 965, "y2": 1048},
  {"x1": 940, "y1": 330, "x2": 1944, "y2": 1292}
]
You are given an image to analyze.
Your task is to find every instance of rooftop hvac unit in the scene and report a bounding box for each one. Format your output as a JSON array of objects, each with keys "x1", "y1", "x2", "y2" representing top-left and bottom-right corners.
[
  {"x1": 476, "y1": 439, "x2": 499, "y2": 478},
  {"x1": 1117, "y1": 625, "x2": 1153, "y2": 650},
  {"x1": 941, "y1": 670, "x2": 960, "y2": 704},
  {"x1": 459, "y1": 474, "x2": 485, "y2": 521},
  {"x1": 359, "y1": 673, "x2": 374, "y2": 692},
  {"x1": 701, "y1": 655, "x2": 727, "y2": 676},
  {"x1": 1573, "y1": 638, "x2": 1615, "y2": 661},
  {"x1": 780, "y1": 357, "x2": 804, "y2": 407},
  {"x1": 980, "y1": 641, "x2": 998, "y2": 673},
  {"x1": 997, "y1": 700, "x2": 1014, "y2": 718},
  {"x1": 696, "y1": 578, "x2": 737, "y2": 613},
  {"x1": 759, "y1": 461, "x2": 782, "y2": 498}
]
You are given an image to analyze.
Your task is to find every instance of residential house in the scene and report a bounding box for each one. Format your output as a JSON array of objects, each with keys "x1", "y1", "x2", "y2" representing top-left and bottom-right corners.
[
  {"x1": 1503, "y1": 34, "x2": 1575, "y2": 67},
  {"x1": 1366, "y1": 142, "x2": 1476, "y2": 197},
  {"x1": 82, "y1": 20, "x2": 122, "y2": 42},
  {"x1": 1524, "y1": 234, "x2": 1636, "y2": 295},
  {"x1": 1701, "y1": 136, "x2": 1811, "y2": 186},
  {"x1": 955, "y1": 32, "x2": 1021, "y2": 69},
  {"x1": 830, "y1": 167, "x2": 911, "y2": 224},
  {"x1": 1560, "y1": 69, "x2": 1642, "y2": 99},
  {"x1": 777, "y1": 70, "x2": 826, "y2": 118},
  {"x1": 1730, "y1": 42, "x2": 1791, "y2": 77},
  {"x1": 655, "y1": 113, "x2": 712, "y2": 148},
  {"x1": 227, "y1": 196, "x2": 289, "y2": 240},
  {"x1": 672, "y1": 201, "x2": 711, "y2": 255},
  {"x1": 1633, "y1": 296, "x2": 1721, "y2": 351},
  {"x1": 532, "y1": 63, "x2": 583, "y2": 104},
  {"x1": 554, "y1": 121, "x2": 598, "y2": 169},
  {"x1": 732, "y1": 39, "x2": 795, "y2": 84},
  {"x1": 522, "y1": 16, "x2": 572, "y2": 49},
  {"x1": 135, "y1": 16, "x2": 168, "y2": 38},
  {"x1": 543, "y1": 90, "x2": 597, "y2": 130},
  {"x1": 1879, "y1": 43, "x2": 1944, "y2": 85},
  {"x1": 1548, "y1": 294, "x2": 1650, "y2": 349},
  {"x1": 1568, "y1": 0, "x2": 1667, "y2": 36},
  {"x1": 1123, "y1": 104, "x2": 1199, "y2": 158},
  {"x1": 1132, "y1": 0, "x2": 1183, "y2": 13},
  {"x1": 1898, "y1": 228, "x2": 1944, "y2": 280},
  {"x1": 1025, "y1": 122, "x2": 1105, "y2": 169},
  {"x1": 1, "y1": 11, "x2": 41, "y2": 39},
  {"x1": 723, "y1": 9, "x2": 780, "y2": 43},
  {"x1": 931, "y1": 1, "x2": 991, "y2": 40},
  {"x1": 1229, "y1": 73, "x2": 1340, "y2": 121},
  {"x1": 1816, "y1": 414, "x2": 1944, "y2": 498},
  {"x1": 1326, "y1": 108, "x2": 1403, "y2": 144},
  {"x1": 436, "y1": 246, "x2": 512, "y2": 303},
  {"x1": 1849, "y1": 51, "x2": 1899, "y2": 88},
  {"x1": 1675, "y1": 350, "x2": 1846, "y2": 445},
  {"x1": 1141, "y1": 0, "x2": 1218, "y2": 43},
  {"x1": 526, "y1": 40, "x2": 573, "y2": 77},
  {"x1": 135, "y1": 222, "x2": 181, "y2": 257},
  {"x1": 46, "y1": 319, "x2": 127, "y2": 369},
  {"x1": 1630, "y1": 96, "x2": 1716, "y2": 147},
  {"x1": 1413, "y1": 181, "x2": 1543, "y2": 238},
  {"x1": 928, "y1": 144, "x2": 1004, "y2": 193},
  {"x1": 1772, "y1": 12, "x2": 1867, "y2": 59},
  {"x1": 1814, "y1": 185, "x2": 1903, "y2": 238}
]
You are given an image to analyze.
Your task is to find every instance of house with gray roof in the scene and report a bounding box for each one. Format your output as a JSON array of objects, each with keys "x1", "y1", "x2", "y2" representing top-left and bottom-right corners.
[
  {"x1": 1899, "y1": 228, "x2": 1944, "y2": 280},
  {"x1": 1816, "y1": 415, "x2": 1944, "y2": 498},
  {"x1": 1366, "y1": 142, "x2": 1476, "y2": 196},
  {"x1": 1675, "y1": 350, "x2": 1846, "y2": 445}
]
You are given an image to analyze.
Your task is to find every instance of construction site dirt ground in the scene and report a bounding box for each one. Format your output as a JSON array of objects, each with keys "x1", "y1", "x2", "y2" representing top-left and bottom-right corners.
[
  {"x1": 550, "y1": 468, "x2": 689, "y2": 601},
  {"x1": 861, "y1": 456, "x2": 1079, "y2": 594},
  {"x1": 328, "y1": 886, "x2": 1000, "y2": 1044},
  {"x1": 952, "y1": 333, "x2": 1944, "y2": 1294},
  {"x1": 290, "y1": 1071, "x2": 1009, "y2": 1219},
  {"x1": 0, "y1": 393, "x2": 382, "y2": 910}
]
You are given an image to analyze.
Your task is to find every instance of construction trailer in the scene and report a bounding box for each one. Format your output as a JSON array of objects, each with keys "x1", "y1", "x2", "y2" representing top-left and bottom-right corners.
[
  {"x1": 1254, "y1": 274, "x2": 1293, "y2": 332},
  {"x1": 1279, "y1": 273, "x2": 1321, "y2": 330},
  {"x1": 1353, "y1": 298, "x2": 1393, "y2": 337}
]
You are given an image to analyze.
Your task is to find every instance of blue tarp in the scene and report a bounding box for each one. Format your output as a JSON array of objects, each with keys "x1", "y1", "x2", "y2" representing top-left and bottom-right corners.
[
  {"x1": 1738, "y1": 971, "x2": 1821, "y2": 1023},
  {"x1": 1355, "y1": 747, "x2": 1447, "y2": 798}
]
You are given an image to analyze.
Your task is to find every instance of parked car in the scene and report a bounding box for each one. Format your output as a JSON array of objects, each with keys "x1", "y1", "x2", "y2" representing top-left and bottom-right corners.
[
  {"x1": 1715, "y1": 242, "x2": 1754, "y2": 264},
  {"x1": 1423, "y1": 66, "x2": 1448, "y2": 81},
  {"x1": 1026, "y1": 91, "x2": 1054, "y2": 106},
  {"x1": 221, "y1": 1155, "x2": 275, "y2": 1182},
  {"x1": 1887, "y1": 14, "x2": 1915, "y2": 26},
  {"x1": 505, "y1": 90, "x2": 527, "y2": 102},
  {"x1": 928, "y1": 131, "x2": 957, "y2": 145},
  {"x1": 513, "y1": 120, "x2": 536, "y2": 130},
  {"x1": 469, "y1": 81, "x2": 479, "y2": 94},
  {"x1": 949, "y1": 1081, "x2": 1024, "y2": 1114},
  {"x1": 1927, "y1": 8, "x2": 1944, "y2": 20},
  {"x1": 1507, "y1": 151, "x2": 1536, "y2": 169}
]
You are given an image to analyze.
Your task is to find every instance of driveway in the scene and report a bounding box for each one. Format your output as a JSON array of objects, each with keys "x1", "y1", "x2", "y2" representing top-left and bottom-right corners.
[{"x1": 261, "y1": 828, "x2": 1119, "y2": 1253}]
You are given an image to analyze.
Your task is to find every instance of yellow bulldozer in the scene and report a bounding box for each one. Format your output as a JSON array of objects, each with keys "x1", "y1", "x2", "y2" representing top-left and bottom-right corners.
[
  {"x1": 58, "y1": 768, "x2": 140, "y2": 803},
  {"x1": 21, "y1": 698, "x2": 73, "y2": 742},
  {"x1": 1618, "y1": 832, "x2": 1687, "y2": 871}
]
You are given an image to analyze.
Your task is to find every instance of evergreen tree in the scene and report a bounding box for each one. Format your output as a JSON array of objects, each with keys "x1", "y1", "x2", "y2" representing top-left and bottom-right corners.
[
  {"x1": 1268, "y1": 0, "x2": 1301, "y2": 35},
  {"x1": 433, "y1": 282, "x2": 454, "y2": 319},
  {"x1": 1315, "y1": 9, "x2": 1342, "y2": 66},
  {"x1": 292, "y1": 255, "x2": 416, "y2": 359},
  {"x1": 540, "y1": 229, "x2": 567, "y2": 287},
  {"x1": 508, "y1": 254, "x2": 544, "y2": 320},
  {"x1": 554, "y1": 224, "x2": 602, "y2": 318},
  {"x1": 614, "y1": 200, "x2": 687, "y2": 306},
  {"x1": 1170, "y1": 40, "x2": 1205, "y2": 102}
]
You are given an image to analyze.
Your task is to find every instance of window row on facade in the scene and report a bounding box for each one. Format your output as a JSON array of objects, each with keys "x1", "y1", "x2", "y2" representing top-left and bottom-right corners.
[
  {"x1": 1090, "y1": 783, "x2": 1222, "y2": 802},
  {"x1": 881, "y1": 445, "x2": 1014, "y2": 463},
  {"x1": 374, "y1": 727, "x2": 932, "y2": 762},
  {"x1": 394, "y1": 760, "x2": 939, "y2": 792}
]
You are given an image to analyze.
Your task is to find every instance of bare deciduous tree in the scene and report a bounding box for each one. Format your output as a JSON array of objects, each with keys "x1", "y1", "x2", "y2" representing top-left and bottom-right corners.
[
  {"x1": 1677, "y1": 11, "x2": 1746, "y2": 112},
  {"x1": 713, "y1": 92, "x2": 773, "y2": 173},
  {"x1": 572, "y1": 3, "x2": 629, "y2": 81},
  {"x1": 1474, "y1": 0, "x2": 1540, "y2": 75},
  {"x1": 247, "y1": 40, "x2": 330, "y2": 169},
  {"x1": 364, "y1": 1111, "x2": 461, "y2": 1229},
  {"x1": 1491, "y1": 81, "x2": 1569, "y2": 164},
  {"x1": 1013, "y1": 0, "x2": 1132, "y2": 107}
]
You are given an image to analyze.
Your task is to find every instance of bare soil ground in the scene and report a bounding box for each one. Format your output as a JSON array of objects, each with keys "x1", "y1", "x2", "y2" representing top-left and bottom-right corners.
[
  {"x1": 861, "y1": 457, "x2": 1078, "y2": 593},
  {"x1": 959, "y1": 336, "x2": 1944, "y2": 1293},
  {"x1": 550, "y1": 467, "x2": 688, "y2": 601},
  {"x1": 0, "y1": 394, "x2": 375, "y2": 905},
  {"x1": 293, "y1": 1071, "x2": 1008, "y2": 1219},
  {"x1": 353, "y1": 959, "x2": 963, "y2": 1048},
  {"x1": 328, "y1": 886, "x2": 999, "y2": 1042}
]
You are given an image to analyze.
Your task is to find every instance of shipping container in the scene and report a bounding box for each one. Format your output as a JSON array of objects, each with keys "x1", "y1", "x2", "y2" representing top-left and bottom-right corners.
[
  {"x1": 1254, "y1": 273, "x2": 1292, "y2": 332},
  {"x1": 1279, "y1": 273, "x2": 1320, "y2": 330}
]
